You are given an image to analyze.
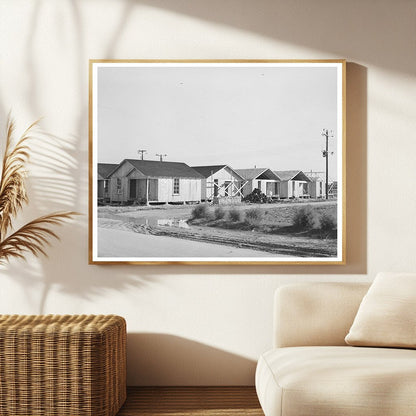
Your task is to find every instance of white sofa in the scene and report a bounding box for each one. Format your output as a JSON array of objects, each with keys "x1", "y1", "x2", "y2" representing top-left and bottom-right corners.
[{"x1": 255, "y1": 282, "x2": 416, "y2": 416}]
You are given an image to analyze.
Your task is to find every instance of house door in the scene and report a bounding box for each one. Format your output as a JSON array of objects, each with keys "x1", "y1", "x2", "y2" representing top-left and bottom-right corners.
[
  {"x1": 275, "y1": 182, "x2": 280, "y2": 196},
  {"x1": 129, "y1": 179, "x2": 137, "y2": 199},
  {"x1": 148, "y1": 179, "x2": 158, "y2": 201},
  {"x1": 266, "y1": 182, "x2": 275, "y2": 197},
  {"x1": 104, "y1": 180, "x2": 109, "y2": 196},
  {"x1": 98, "y1": 180, "x2": 104, "y2": 198},
  {"x1": 302, "y1": 182, "x2": 308, "y2": 197}
]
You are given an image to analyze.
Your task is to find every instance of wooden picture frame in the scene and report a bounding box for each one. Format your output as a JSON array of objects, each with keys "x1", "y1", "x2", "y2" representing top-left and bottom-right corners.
[{"x1": 89, "y1": 60, "x2": 346, "y2": 265}]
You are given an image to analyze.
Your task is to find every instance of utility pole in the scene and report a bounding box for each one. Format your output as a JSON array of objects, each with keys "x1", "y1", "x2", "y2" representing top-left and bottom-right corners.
[
  {"x1": 138, "y1": 149, "x2": 147, "y2": 160},
  {"x1": 321, "y1": 129, "x2": 334, "y2": 200},
  {"x1": 156, "y1": 153, "x2": 167, "y2": 162}
]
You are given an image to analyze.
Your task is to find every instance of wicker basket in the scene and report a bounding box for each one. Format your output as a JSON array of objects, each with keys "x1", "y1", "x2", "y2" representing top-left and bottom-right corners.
[{"x1": 0, "y1": 314, "x2": 126, "y2": 416}]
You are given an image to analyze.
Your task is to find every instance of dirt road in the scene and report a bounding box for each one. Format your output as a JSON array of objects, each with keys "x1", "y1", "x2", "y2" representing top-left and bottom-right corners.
[{"x1": 97, "y1": 228, "x2": 280, "y2": 258}]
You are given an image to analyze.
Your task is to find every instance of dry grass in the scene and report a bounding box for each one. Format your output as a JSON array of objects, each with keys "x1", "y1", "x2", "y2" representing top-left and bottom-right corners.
[
  {"x1": 0, "y1": 116, "x2": 78, "y2": 264},
  {"x1": 189, "y1": 202, "x2": 337, "y2": 238}
]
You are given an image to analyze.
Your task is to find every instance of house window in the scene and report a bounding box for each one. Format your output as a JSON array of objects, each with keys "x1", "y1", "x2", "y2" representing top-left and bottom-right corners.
[
  {"x1": 117, "y1": 178, "x2": 122, "y2": 194},
  {"x1": 104, "y1": 180, "x2": 109, "y2": 193},
  {"x1": 173, "y1": 178, "x2": 180, "y2": 195}
]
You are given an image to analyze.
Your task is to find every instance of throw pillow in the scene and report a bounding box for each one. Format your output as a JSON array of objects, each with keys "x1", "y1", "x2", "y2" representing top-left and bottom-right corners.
[{"x1": 345, "y1": 272, "x2": 416, "y2": 348}]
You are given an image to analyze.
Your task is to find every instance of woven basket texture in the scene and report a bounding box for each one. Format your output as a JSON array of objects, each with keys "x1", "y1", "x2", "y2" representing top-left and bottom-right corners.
[{"x1": 0, "y1": 314, "x2": 126, "y2": 416}]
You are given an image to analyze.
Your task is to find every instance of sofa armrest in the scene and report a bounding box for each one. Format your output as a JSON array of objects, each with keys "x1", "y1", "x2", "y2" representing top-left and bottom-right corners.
[{"x1": 274, "y1": 282, "x2": 370, "y2": 348}]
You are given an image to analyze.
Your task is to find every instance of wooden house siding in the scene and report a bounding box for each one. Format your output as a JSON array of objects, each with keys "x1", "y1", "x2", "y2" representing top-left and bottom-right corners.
[
  {"x1": 279, "y1": 181, "x2": 289, "y2": 198},
  {"x1": 256, "y1": 180, "x2": 280, "y2": 197},
  {"x1": 241, "y1": 180, "x2": 254, "y2": 197},
  {"x1": 108, "y1": 162, "x2": 134, "y2": 202},
  {"x1": 97, "y1": 163, "x2": 119, "y2": 203},
  {"x1": 127, "y1": 178, "x2": 157, "y2": 202},
  {"x1": 201, "y1": 179, "x2": 207, "y2": 201},
  {"x1": 158, "y1": 178, "x2": 201, "y2": 203},
  {"x1": 109, "y1": 177, "x2": 128, "y2": 202},
  {"x1": 280, "y1": 180, "x2": 310, "y2": 198},
  {"x1": 124, "y1": 176, "x2": 201, "y2": 203},
  {"x1": 98, "y1": 179, "x2": 111, "y2": 201},
  {"x1": 279, "y1": 179, "x2": 311, "y2": 198},
  {"x1": 98, "y1": 178, "x2": 111, "y2": 200},
  {"x1": 309, "y1": 180, "x2": 325, "y2": 198}
]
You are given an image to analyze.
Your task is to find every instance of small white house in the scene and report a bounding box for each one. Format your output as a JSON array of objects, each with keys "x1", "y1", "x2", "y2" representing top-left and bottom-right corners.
[
  {"x1": 274, "y1": 170, "x2": 311, "y2": 199},
  {"x1": 305, "y1": 172, "x2": 326, "y2": 199},
  {"x1": 108, "y1": 159, "x2": 203, "y2": 204},
  {"x1": 191, "y1": 165, "x2": 245, "y2": 203},
  {"x1": 235, "y1": 168, "x2": 281, "y2": 198}
]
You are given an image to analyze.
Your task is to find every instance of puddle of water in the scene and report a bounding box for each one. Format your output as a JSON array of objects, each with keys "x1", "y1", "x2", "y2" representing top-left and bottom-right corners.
[
  {"x1": 158, "y1": 219, "x2": 190, "y2": 229},
  {"x1": 100, "y1": 213, "x2": 189, "y2": 228},
  {"x1": 100, "y1": 213, "x2": 157, "y2": 226}
]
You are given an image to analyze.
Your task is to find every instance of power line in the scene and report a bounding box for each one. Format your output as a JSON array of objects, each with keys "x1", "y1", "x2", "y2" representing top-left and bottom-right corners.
[
  {"x1": 137, "y1": 149, "x2": 147, "y2": 160},
  {"x1": 156, "y1": 153, "x2": 167, "y2": 162}
]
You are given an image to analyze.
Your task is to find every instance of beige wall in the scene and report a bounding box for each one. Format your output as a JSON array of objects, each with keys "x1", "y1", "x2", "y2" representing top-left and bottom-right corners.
[{"x1": 0, "y1": 0, "x2": 415, "y2": 385}]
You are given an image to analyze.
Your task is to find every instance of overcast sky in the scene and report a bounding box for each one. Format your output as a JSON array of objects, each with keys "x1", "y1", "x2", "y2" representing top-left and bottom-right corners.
[{"x1": 97, "y1": 64, "x2": 339, "y2": 179}]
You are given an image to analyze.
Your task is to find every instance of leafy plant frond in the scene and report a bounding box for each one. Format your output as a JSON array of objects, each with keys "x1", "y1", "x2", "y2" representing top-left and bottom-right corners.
[
  {"x1": 0, "y1": 117, "x2": 40, "y2": 237},
  {"x1": 0, "y1": 211, "x2": 78, "y2": 264}
]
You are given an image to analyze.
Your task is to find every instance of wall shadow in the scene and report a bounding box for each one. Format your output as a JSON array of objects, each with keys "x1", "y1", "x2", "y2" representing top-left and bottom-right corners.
[
  {"x1": 135, "y1": 0, "x2": 413, "y2": 76},
  {"x1": 127, "y1": 333, "x2": 257, "y2": 386},
  {"x1": 0, "y1": 126, "x2": 157, "y2": 313},
  {"x1": 0, "y1": 0, "x2": 155, "y2": 312}
]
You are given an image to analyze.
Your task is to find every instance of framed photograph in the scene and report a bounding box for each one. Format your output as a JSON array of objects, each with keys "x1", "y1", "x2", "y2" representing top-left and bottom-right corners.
[{"x1": 89, "y1": 60, "x2": 345, "y2": 265}]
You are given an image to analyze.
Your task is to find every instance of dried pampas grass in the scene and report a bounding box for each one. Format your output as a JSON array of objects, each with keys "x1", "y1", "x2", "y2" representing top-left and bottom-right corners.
[{"x1": 0, "y1": 116, "x2": 77, "y2": 264}]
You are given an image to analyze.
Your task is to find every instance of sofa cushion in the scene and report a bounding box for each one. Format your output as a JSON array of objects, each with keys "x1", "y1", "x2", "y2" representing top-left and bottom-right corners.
[
  {"x1": 274, "y1": 283, "x2": 370, "y2": 348},
  {"x1": 256, "y1": 346, "x2": 416, "y2": 416},
  {"x1": 345, "y1": 272, "x2": 416, "y2": 348}
]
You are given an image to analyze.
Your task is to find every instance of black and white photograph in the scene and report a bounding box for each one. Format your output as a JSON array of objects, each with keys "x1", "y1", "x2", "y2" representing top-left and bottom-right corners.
[{"x1": 89, "y1": 60, "x2": 345, "y2": 264}]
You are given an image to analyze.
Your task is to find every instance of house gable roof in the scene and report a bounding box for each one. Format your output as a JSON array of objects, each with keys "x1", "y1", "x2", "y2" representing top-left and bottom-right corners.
[
  {"x1": 112, "y1": 159, "x2": 204, "y2": 179},
  {"x1": 98, "y1": 163, "x2": 119, "y2": 180},
  {"x1": 192, "y1": 165, "x2": 245, "y2": 180},
  {"x1": 192, "y1": 165, "x2": 225, "y2": 178},
  {"x1": 235, "y1": 168, "x2": 280, "y2": 181},
  {"x1": 305, "y1": 172, "x2": 325, "y2": 182},
  {"x1": 274, "y1": 170, "x2": 311, "y2": 182}
]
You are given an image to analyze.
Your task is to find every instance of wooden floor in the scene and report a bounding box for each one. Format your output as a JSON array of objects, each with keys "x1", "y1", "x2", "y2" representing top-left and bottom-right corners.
[{"x1": 117, "y1": 386, "x2": 264, "y2": 416}]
